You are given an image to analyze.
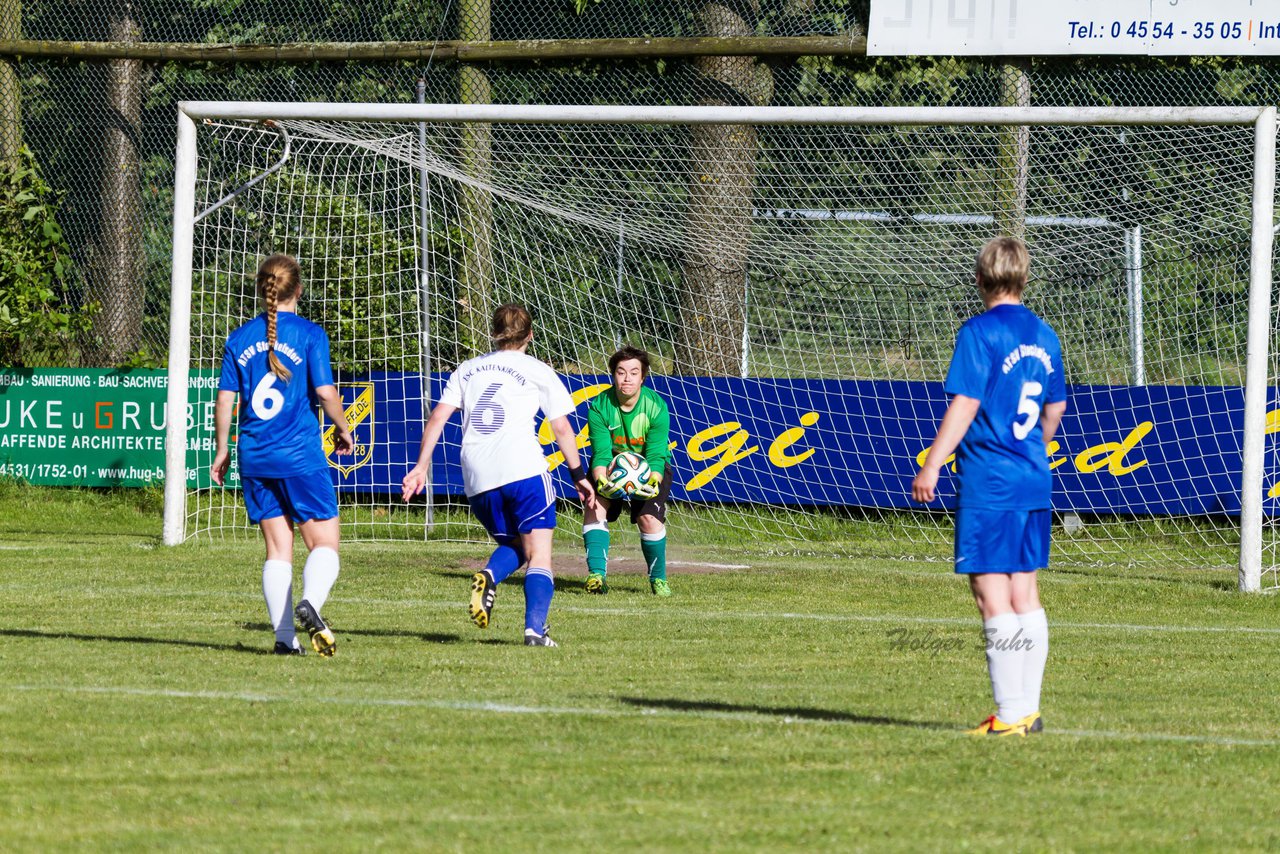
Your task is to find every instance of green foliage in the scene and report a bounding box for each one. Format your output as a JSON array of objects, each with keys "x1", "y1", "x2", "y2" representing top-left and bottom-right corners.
[
  {"x1": 118, "y1": 346, "x2": 167, "y2": 369},
  {"x1": 0, "y1": 147, "x2": 94, "y2": 367}
]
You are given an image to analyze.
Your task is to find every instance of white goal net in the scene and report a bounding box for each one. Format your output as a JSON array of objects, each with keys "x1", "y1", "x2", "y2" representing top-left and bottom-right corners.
[{"x1": 163, "y1": 104, "x2": 1278, "y2": 591}]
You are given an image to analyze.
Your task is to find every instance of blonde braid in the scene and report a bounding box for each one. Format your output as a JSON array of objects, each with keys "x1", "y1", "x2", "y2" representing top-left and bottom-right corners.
[{"x1": 264, "y1": 273, "x2": 293, "y2": 382}]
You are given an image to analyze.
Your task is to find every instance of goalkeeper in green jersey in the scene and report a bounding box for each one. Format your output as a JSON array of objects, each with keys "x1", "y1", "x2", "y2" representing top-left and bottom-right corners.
[{"x1": 583, "y1": 345, "x2": 673, "y2": 596}]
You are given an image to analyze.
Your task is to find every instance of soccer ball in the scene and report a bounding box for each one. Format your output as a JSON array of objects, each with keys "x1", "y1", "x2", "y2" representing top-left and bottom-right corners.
[{"x1": 606, "y1": 452, "x2": 652, "y2": 495}]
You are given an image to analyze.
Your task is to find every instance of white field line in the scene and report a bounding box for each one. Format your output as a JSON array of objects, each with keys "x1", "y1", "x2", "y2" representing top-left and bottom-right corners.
[
  {"x1": 667, "y1": 560, "x2": 751, "y2": 569},
  {"x1": 9, "y1": 684, "x2": 1280, "y2": 747},
  {"x1": 1, "y1": 584, "x2": 1277, "y2": 636},
  {"x1": 0, "y1": 557, "x2": 1252, "y2": 589}
]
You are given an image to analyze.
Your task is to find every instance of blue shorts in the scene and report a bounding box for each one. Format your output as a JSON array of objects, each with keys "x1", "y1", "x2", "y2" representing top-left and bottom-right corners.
[
  {"x1": 242, "y1": 472, "x2": 338, "y2": 525},
  {"x1": 468, "y1": 472, "x2": 555, "y2": 544},
  {"x1": 954, "y1": 506, "x2": 1050, "y2": 574}
]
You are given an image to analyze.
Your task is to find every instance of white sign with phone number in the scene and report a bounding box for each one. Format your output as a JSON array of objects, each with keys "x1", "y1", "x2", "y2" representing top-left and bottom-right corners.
[{"x1": 868, "y1": 1, "x2": 1280, "y2": 56}]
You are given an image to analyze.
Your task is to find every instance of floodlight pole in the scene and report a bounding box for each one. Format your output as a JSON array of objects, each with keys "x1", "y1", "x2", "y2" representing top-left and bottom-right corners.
[{"x1": 1238, "y1": 106, "x2": 1276, "y2": 593}]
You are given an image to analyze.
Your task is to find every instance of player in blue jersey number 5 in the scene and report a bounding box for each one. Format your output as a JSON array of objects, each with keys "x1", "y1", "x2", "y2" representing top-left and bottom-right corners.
[
  {"x1": 212, "y1": 254, "x2": 355, "y2": 657},
  {"x1": 401, "y1": 304, "x2": 597, "y2": 647},
  {"x1": 913, "y1": 237, "x2": 1067, "y2": 737}
]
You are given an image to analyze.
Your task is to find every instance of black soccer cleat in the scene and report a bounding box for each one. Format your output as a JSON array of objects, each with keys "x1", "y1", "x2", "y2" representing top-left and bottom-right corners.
[
  {"x1": 469, "y1": 570, "x2": 498, "y2": 629},
  {"x1": 523, "y1": 628, "x2": 559, "y2": 647},
  {"x1": 294, "y1": 599, "x2": 336, "y2": 657},
  {"x1": 273, "y1": 640, "x2": 305, "y2": 656}
]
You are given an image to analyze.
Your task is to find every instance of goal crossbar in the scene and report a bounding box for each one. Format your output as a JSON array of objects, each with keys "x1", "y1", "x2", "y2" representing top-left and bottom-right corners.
[{"x1": 176, "y1": 101, "x2": 1267, "y2": 127}]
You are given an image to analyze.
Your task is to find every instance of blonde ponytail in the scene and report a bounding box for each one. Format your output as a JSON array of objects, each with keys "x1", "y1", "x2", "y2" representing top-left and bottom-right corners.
[
  {"x1": 255, "y1": 254, "x2": 302, "y2": 382},
  {"x1": 263, "y1": 273, "x2": 292, "y2": 382}
]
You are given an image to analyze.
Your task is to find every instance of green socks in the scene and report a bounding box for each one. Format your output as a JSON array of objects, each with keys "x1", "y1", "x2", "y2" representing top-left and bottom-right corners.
[
  {"x1": 640, "y1": 531, "x2": 667, "y2": 581},
  {"x1": 584, "y1": 525, "x2": 610, "y2": 576},
  {"x1": 586, "y1": 524, "x2": 665, "y2": 583}
]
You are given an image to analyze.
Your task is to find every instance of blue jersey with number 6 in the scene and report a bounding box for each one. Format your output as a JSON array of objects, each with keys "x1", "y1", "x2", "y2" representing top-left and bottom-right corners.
[
  {"x1": 218, "y1": 312, "x2": 335, "y2": 478},
  {"x1": 944, "y1": 303, "x2": 1066, "y2": 511}
]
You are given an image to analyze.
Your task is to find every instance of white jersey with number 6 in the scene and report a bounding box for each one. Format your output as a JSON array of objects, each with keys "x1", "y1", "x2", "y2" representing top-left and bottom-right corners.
[{"x1": 439, "y1": 349, "x2": 576, "y2": 496}]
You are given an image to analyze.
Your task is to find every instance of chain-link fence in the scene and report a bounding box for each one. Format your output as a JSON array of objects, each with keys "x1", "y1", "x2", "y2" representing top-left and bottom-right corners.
[{"x1": 2, "y1": 1, "x2": 1280, "y2": 365}]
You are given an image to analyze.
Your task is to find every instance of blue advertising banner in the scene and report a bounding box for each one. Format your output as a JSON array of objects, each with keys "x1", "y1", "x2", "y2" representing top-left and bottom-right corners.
[{"x1": 320, "y1": 373, "x2": 1280, "y2": 518}]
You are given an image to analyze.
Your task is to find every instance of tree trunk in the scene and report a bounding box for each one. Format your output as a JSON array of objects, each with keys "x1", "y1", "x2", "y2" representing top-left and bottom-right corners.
[
  {"x1": 89, "y1": 1, "x2": 144, "y2": 364},
  {"x1": 0, "y1": 0, "x2": 19, "y2": 161},
  {"x1": 675, "y1": 1, "x2": 772, "y2": 376},
  {"x1": 995, "y1": 60, "x2": 1031, "y2": 241},
  {"x1": 457, "y1": 0, "x2": 493, "y2": 358}
]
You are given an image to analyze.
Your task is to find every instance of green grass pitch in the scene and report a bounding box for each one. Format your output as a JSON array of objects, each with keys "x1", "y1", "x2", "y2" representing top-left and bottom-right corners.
[{"x1": 3, "y1": 482, "x2": 1280, "y2": 851}]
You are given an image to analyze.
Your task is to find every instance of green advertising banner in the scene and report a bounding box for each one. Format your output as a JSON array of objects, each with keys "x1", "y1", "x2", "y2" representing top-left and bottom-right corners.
[{"x1": 0, "y1": 369, "x2": 219, "y2": 487}]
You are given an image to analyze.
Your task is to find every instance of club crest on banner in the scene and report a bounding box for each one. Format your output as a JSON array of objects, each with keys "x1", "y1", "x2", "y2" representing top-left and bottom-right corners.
[{"x1": 323, "y1": 382, "x2": 374, "y2": 476}]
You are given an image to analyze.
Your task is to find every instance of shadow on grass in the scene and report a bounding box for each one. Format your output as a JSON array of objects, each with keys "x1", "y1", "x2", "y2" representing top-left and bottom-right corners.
[
  {"x1": 559, "y1": 577, "x2": 596, "y2": 594},
  {"x1": 0, "y1": 627, "x2": 273, "y2": 655},
  {"x1": 0, "y1": 530, "x2": 162, "y2": 546},
  {"x1": 239, "y1": 621, "x2": 462, "y2": 644},
  {"x1": 432, "y1": 568, "x2": 483, "y2": 581},
  {"x1": 1047, "y1": 565, "x2": 1234, "y2": 589},
  {"x1": 617, "y1": 696, "x2": 954, "y2": 731}
]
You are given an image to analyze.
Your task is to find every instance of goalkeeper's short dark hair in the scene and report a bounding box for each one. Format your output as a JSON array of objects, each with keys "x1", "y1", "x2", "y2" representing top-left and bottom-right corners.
[{"x1": 608, "y1": 345, "x2": 651, "y2": 378}]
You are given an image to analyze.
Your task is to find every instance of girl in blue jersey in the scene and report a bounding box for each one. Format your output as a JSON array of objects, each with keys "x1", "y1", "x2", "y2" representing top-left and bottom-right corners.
[
  {"x1": 401, "y1": 304, "x2": 597, "y2": 647},
  {"x1": 913, "y1": 237, "x2": 1067, "y2": 736},
  {"x1": 211, "y1": 254, "x2": 354, "y2": 657}
]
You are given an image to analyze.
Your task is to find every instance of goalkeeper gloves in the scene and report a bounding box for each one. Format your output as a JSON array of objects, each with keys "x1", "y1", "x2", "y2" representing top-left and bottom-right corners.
[
  {"x1": 596, "y1": 475, "x2": 624, "y2": 500},
  {"x1": 633, "y1": 470, "x2": 662, "y2": 500}
]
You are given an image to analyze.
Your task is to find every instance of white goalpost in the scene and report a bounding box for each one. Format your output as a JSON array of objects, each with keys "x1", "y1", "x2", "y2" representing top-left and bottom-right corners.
[{"x1": 162, "y1": 102, "x2": 1277, "y2": 592}]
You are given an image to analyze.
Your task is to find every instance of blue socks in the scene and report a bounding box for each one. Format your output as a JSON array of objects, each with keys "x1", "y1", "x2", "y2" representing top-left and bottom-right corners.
[
  {"x1": 483, "y1": 542, "x2": 554, "y2": 636},
  {"x1": 523, "y1": 567, "x2": 554, "y2": 634},
  {"x1": 486, "y1": 543, "x2": 524, "y2": 584}
]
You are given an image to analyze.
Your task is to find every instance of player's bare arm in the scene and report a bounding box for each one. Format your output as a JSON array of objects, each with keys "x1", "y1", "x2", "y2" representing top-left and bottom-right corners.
[
  {"x1": 210, "y1": 389, "x2": 237, "y2": 486},
  {"x1": 401, "y1": 402, "x2": 457, "y2": 502},
  {"x1": 1041, "y1": 400, "x2": 1067, "y2": 445},
  {"x1": 549, "y1": 414, "x2": 598, "y2": 512},
  {"x1": 315, "y1": 384, "x2": 355, "y2": 455},
  {"x1": 912, "y1": 394, "x2": 981, "y2": 504}
]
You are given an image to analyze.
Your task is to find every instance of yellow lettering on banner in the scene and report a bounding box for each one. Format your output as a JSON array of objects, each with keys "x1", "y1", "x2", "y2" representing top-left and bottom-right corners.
[
  {"x1": 1265, "y1": 408, "x2": 1280, "y2": 496},
  {"x1": 768, "y1": 412, "x2": 820, "y2": 467},
  {"x1": 915, "y1": 440, "x2": 1063, "y2": 472},
  {"x1": 542, "y1": 383, "x2": 609, "y2": 470},
  {"x1": 1073, "y1": 422, "x2": 1153, "y2": 475},
  {"x1": 1046, "y1": 439, "x2": 1067, "y2": 471},
  {"x1": 685, "y1": 422, "x2": 758, "y2": 492},
  {"x1": 1265, "y1": 404, "x2": 1280, "y2": 495},
  {"x1": 915, "y1": 446, "x2": 957, "y2": 473},
  {"x1": 1264, "y1": 408, "x2": 1280, "y2": 434}
]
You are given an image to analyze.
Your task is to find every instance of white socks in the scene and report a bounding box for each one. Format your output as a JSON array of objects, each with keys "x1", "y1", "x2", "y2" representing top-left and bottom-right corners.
[
  {"x1": 301, "y1": 546, "x2": 340, "y2": 613},
  {"x1": 1017, "y1": 608, "x2": 1049, "y2": 717},
  {"x1": 262, "y1": 560, "x2": 295, "y2": 644},
  {"x1": 983, "y1": 609, "x2": 1050, "y2": 722},
  {"x1": 983, "y1": 612, "x2": 1027, "y2": 723}
]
